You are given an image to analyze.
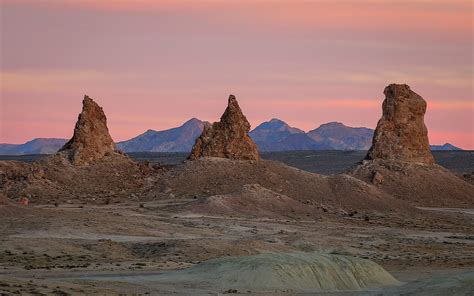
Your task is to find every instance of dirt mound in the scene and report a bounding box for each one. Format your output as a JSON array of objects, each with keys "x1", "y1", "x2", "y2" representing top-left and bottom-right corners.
[
  {"x1": 189, "y1": 95, "x2": 260, "y2": 161},
  {"x1": 59, "y1": 95, "x2": 123, "y2": 165},
  {"x1": 157, "y1": 157, "x2": 416, "y2": 215},
  {"x1": 0, "y1": 154, "x2": 159, "y2": 204},
  {"x1": 460, "y1": 172, "x2": 474, "y2": 185},
  {"x1": 0, "y1": 160, "x2": 44, "y2": 199},
  {"x1": 349, "y1": 159, "x2": 474, "y2": 207},
  {"x1": 178, "y1": 184, "x2": 319, "y2": 219},
  {"x1": 367, "y1": 84, "x2": 434, "y2": 165},
  {"x1": 0, "y1": 193, "x2": 10, "y2": 205},
  {"x1": 155, "y1": 252, "x2": 400, "y2": 292}
]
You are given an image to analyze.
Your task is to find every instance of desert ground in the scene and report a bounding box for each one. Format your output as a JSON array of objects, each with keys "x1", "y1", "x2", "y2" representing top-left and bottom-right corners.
[{"x1": 0, "y1": 151, "x2": 473, "y2": 295}]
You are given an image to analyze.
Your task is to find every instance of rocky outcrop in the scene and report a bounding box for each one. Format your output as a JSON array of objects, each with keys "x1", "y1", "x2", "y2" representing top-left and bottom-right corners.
[
  {"x1": 366, "y1": 84, "x2": 434, "y2": 164},
  {"x1": 59, "y1": 95, "x2": 120, "y2": 165},
  {"x1": 349, "y1": 84, "x2": 474, "y2": 207},
  {"x1": 189, "y1": 95, "x2": 260, "y2": 161},
  {"x1": 0, "y1": 95, "x2": 159, "y2": 204}
]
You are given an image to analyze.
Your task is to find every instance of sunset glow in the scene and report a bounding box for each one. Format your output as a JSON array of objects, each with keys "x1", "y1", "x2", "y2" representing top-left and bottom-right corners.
[{"x1": 1, "y1": 0, "x2": 472, "y2": 148}]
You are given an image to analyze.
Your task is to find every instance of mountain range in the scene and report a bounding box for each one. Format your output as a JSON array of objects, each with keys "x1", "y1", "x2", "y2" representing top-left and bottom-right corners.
[
  {"x1": 0, "y1": 118, "x2": 462, "y2": 155},
  {"x1": 0, "y1": 138, "x2": 68, "y2": 155},
  {"x1": 117, "y1": 118, "x2": 207, "y2": 152}
]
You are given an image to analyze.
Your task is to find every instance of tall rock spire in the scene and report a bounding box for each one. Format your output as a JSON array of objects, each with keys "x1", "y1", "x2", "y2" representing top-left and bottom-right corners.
[
  {"x1": 59, "y1": 95, "x2": 118, "y2": 165},
  {"x1": 189, "y1": 95, "x2": 260, "y2": 161},
  {"x1": 366, "y1": 84, "x2": 434, "y2": 164}
]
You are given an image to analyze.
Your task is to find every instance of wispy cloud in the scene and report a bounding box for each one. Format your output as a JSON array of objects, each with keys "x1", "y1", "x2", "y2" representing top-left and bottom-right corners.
[
  {"x1": 269, "y1": 66, "x2": 473, "y2": 89},
  {"x1": 1, "y1": 1, "x2": 472, "y2": 148},
  {"x1": 3, "y1": 0, "x2": 471, "y2": 38},
  {"x1": 1, "y1": 70, "x2": 138, "y2": 93}
]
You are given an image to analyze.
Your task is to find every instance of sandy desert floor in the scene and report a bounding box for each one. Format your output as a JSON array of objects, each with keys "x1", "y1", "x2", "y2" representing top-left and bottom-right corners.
[{"x1": 1, "y1": 198, "x2": 473, "y2": 295}]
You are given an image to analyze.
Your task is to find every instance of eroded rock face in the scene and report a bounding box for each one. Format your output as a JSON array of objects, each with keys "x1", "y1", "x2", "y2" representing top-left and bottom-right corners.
[
  {"x1": 189, "y1": 95, "x2": 260, "y2": 161},
  {"x1": 366, "y1": 84, "x2": 434, "y2": 164},
  {"x1": 59, "y1": 95, "x2": 119, "y2": 165}
]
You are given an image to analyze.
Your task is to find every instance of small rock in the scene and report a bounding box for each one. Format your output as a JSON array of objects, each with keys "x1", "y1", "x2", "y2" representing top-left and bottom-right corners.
[
  {"x1": 372, "y1": 171, "x2": 384, "y2": 185},
  {"x1": 19, "y1": 197, "x2": 29, "y2": 205}
]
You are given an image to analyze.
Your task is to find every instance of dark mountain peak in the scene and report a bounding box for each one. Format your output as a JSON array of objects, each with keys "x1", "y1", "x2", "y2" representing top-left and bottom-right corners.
[
  {"x1": 430, "y1": 143, "x2": 462, "y2": 151},
  {"x1": 181, "y1": 118, "x2": 209, "y2": 131},
  {"x1": 321, "y1": 121, "x2": 345, "y2": 127},
  {"x1": 143, "y1": 129, "x2": 157, "y2": 136},
  {"x1": 312, "y1": 122, "x2": 338, "y2": 132},
  {"x1": 253, "y1": 118, "x2": 304, "y2": 134},
  {"x1": 307, "y1": 122, "x2": 374, "y2": 150},
  {"x1": 311, "y1": 122, "x2": 373, "y2": 134},
  {"x1": 117, "y1": 117, "x2": 208, "y2": 153},
  {"x1": 183, "y1": 118, "x2": 204, "y2": 126},
  {"x1": 314, "y1": 122, "x2": 352, "y2": 132},
  {"x1": 269, "y1": 118, "x2": 285, "y2": 124}
]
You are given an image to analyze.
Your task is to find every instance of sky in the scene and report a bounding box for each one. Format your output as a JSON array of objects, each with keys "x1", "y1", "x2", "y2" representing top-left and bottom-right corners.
[{"x1": 1, "y1": 0, "x2": 473, "y2": 148}]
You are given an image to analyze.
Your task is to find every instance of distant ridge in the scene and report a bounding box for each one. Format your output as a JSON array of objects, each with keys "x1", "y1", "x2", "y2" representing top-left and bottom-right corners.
[
  {"x1": 0, "y1": 138, "x2": 67, "y2": 155},
  {"x1": 117, "y1": 118, "x2": 207, "y2": 152},
  {"x1": 307, "y1": 122, "x2": 373, "y2": 150},
  {"x1": 0, "y1": 118, "x2": 463, "y2": 154},
  {"x1": 430, "y1": 143, "x2": 462, "y2": 151},
  {"x1": 248, "y1": 119, "x2": 329, "y2": 151}
]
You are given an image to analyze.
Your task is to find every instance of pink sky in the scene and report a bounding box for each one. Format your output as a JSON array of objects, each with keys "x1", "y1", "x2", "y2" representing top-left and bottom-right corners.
[{"x1": 1, "y1": 0, "x2": 473, "y2": 148}]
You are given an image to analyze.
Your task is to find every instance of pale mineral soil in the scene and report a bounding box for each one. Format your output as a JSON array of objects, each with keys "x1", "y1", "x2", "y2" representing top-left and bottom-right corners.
[{"x1": 0, "y1": 201, "x2": 473, "y2": 295}]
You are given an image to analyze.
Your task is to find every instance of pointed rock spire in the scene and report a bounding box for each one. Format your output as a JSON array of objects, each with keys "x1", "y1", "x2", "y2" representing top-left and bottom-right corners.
[
  {"x1": 366, "y1": 84, "x2": 434, "y2": 164},
  {"x1": 59, "y1": 95, "x2": 119, "y2": 165},
  {"x1": 189, "y1": 95, "x2": 260, "y2": 160}
]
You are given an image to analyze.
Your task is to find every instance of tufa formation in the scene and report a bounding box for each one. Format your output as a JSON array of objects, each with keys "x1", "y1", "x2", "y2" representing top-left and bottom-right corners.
[
  {"x1": 189, "y1": 95, "x2": 260, "y2": 161},
  {"x1": 366, "y1": 84, "x2": 434, "y2": 164},
  {"x1": 59, "y1": 95, "x2": 120, "y2": 165}
]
